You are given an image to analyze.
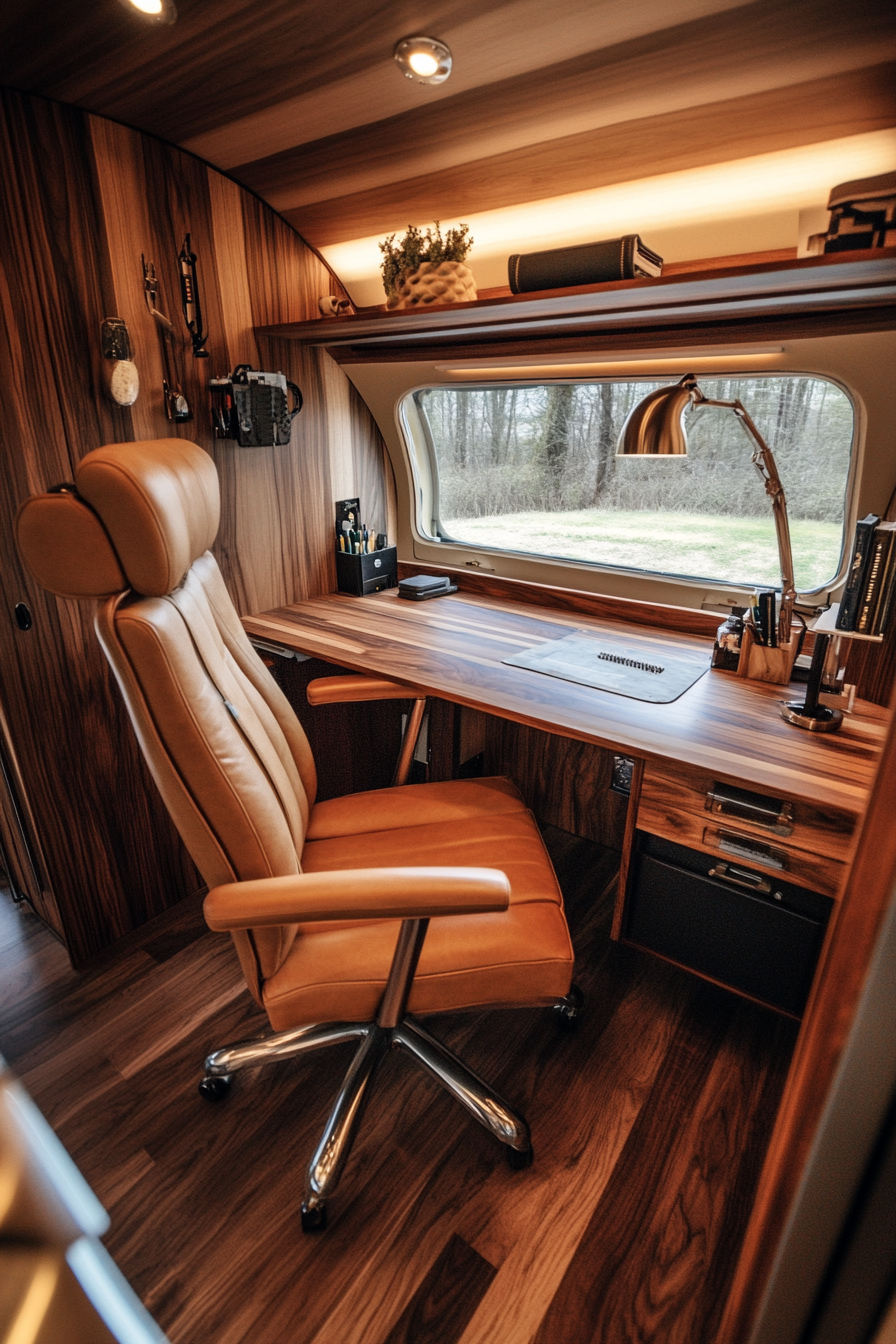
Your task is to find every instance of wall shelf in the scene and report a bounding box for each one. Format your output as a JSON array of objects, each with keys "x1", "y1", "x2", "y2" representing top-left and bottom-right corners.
[{"x1": 259, "y1": 249, "x2": 896, "y2": 360}]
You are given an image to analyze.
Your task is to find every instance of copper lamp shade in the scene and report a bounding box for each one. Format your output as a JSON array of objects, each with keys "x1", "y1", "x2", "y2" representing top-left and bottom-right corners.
[{"x1": 616, "y1": 374, "x2": 697, "y2": 456}]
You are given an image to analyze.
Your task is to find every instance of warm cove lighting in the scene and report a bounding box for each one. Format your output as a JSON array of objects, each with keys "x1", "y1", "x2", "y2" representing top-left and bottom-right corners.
[
  {"x1": 436, "y1": 352, "x2": 785, "y2": 379},
  {"x1": 321, "y1": 129, "x2": 896, "y2": 298},
  {"x1": 130, "y1": 0, "x2": 162, "y2": 11}
]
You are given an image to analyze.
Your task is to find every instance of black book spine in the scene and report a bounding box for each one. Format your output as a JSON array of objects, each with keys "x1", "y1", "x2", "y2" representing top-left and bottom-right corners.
[
  {"x1": 837, "y1": 513, "x2": 881, "y2": 630},
  {"x1": 856, "y1": 528, "x2": 893, "y2": 634},
  {"x1": 870, "y1": 533, "x2": 896, "y2": 635}
]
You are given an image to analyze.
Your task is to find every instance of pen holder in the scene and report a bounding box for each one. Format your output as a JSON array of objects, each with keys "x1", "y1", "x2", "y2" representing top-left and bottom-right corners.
[
  {"x1": 736, "y1": 625, "x2": 798, "y2": 685},
  {"x1": 336, "y1": 546, "x2": 397, "y2": 596}
]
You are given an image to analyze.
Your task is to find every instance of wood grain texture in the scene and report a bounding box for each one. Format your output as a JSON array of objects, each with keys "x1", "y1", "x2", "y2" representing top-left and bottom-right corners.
[
  {"x1": 636, "y1": 760, "x2": 857, "y2": 897},
  {"x1": 475, "y1": 249, "x2": 801, "y2": 302},
  {"x1": 0, "y1": 91, "x2": 203, "y2": 961},
  {"x1": 2, "y1": 0, "x2": 894, "y2": 254},
  {"x1": 534, "y1": 983, "x2": 794, "y2": 1344},
  {"x1": 325, "y1": 306, "x2": 896, "y2": 369},
  {"x1": 845, "y1": 615, "x2": 896, "y2": 706},
  {"x1": 717, "y1": 680, "x2": 896, "y2": 1344},
  {"x1": 243, "y1": 590, "x2": 888, "y2": 814},
  {"x1": 260, "y1": 251, "x2": 896, "y2": 356},
  {"x1": 397, "y1": 562, "x2": 723, "y2": 637},
  {"x1": 0, "y1": 88, "x2": 391, "y2": 961},
  {"x1": 0, "y1": 819, "x2": 797, "y2": 1344},
  {"x1": 0, "y1": 0, "x2": 513, "y2": 145},
  {"x1": 238, "y1": 0, "x2": 896, "y2": 209},
  {"x1": 635, "y1": 801, "x2": 846, "y2": 898},
  {"x1": 381, "y1": 1234, "x2": 497, "y2": 1344},
  {"x1": 285, "y1": 62, "x2": 896, "y2": 247},
  {"x1": 483, "y1": 717, "x2": 629, "y2": 850},
  {"x1": 612, "y1": 758, "x2": 645, "y2": 941}
]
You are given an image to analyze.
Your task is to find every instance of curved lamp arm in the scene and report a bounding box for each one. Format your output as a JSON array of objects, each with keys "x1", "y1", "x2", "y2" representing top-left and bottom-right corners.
[{"x1": 692, "y1": 387, "x2": 796, "y2": 643}]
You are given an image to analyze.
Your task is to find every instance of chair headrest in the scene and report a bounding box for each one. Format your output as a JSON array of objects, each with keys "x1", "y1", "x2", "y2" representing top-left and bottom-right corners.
[{"x1": 16, "y1": 439, "x2": 220, "y2": 599}]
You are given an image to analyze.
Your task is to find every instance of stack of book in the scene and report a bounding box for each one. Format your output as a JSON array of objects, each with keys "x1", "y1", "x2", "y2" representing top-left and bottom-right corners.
[{"x1": 836, "y1": 513, "x2": 896, "y2": 635}]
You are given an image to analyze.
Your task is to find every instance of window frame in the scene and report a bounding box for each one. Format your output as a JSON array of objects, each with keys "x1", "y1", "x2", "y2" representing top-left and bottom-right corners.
[{"x1": 398, "y1": 370, "x2": 861, "y2": 601}]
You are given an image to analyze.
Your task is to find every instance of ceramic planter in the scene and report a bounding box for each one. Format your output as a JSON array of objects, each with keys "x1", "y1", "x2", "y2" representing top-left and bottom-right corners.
[{"x1": 386, "y1": 260, "x2": 477, "y2": 310}]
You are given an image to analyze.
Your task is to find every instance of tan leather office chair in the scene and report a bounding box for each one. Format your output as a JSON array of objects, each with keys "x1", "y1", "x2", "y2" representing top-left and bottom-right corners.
[{"x1": 16, "y1": 439, "x2": 580, "y2": 1230}]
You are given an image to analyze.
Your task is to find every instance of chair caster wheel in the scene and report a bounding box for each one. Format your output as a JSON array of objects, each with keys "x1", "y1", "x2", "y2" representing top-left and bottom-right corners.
[
  {"x1": 506, "y1": 1144, "x2": 533, "y2": 1171},
  {"x1": 198, "y1": 1074, "x2": 232, "y2": 1101},
  {"x1": 554, "y1": 983, "x2": 585, "y2": 1030},
  {"x1": 301, "y1": 1202, "x2": 327, "y2": 1232}
]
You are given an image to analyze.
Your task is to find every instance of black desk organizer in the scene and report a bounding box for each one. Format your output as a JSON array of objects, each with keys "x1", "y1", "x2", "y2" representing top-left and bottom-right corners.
[
  {"x1": 625, "y1": 831, "x2": 832, "y2": 1016},
  {"x1": 336, "y1": 546, "x2": 397, "y2": 596}
]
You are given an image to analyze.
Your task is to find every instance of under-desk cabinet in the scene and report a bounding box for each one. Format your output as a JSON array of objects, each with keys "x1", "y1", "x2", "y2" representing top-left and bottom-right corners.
[{"x1": 615, "y1": 762, "x2": 856, "y2": 1016}]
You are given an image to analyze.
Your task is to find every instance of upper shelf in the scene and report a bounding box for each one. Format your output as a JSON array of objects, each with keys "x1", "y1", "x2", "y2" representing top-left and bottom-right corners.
[{"x1": 259, "y1": 249, "x2": 896, "y2": 357}]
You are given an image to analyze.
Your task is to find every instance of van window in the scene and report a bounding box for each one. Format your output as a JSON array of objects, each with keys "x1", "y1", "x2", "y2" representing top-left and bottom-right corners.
[{"x1": 411, "y1": 376, "x2": 855, "y2": 593}]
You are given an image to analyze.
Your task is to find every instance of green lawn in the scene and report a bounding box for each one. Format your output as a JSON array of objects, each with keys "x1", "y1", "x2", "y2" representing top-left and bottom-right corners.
[{"x1": 442, "y1": 508, "x2": 843, "y2": 591}]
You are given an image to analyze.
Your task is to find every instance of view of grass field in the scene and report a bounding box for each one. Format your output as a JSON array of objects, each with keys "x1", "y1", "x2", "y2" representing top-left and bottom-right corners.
[
  {"x1": 418, "y1": 376, "x2": 854, "y2": 592},
  {"x1": 442, "y1": 509, "x2": 843, "y2": 590}
]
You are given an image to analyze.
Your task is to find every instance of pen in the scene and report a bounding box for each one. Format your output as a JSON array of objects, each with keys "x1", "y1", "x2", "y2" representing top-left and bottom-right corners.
[{"x1": 758, "y1": 592, "x2": 773, "y2": 649}]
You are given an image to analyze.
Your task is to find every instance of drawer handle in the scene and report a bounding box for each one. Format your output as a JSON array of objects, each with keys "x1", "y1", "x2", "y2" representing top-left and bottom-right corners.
[
  {"x1": 706, "y1": 783, "x2": 793, "y2": 835},
  {"x1": 708, "y1": 862, "x2": 773, "y2": 895},
  {"x1": 704, "y1": 826, "x2": 787, "y2": 870}
]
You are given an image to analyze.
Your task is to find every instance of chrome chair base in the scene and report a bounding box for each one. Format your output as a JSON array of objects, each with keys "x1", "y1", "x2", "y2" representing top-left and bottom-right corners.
[
  {"x1": 200, "y1": 1009, "x2": 539, "y2": 1230},
  {"x1": 200, "y1": 916, "x2": 583, "y2": 1231}
]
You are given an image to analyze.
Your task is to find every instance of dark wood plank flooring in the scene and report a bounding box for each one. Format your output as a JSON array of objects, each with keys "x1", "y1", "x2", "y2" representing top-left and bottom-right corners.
[{"x1": 0, "y1": 829, "x2": 796, "y2": 1344}]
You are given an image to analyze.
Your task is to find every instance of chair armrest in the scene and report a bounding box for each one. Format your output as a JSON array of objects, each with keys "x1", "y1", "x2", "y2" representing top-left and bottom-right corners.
[
  {"x1": 204, "y1": 867, "x2": 510, "y2": 930},
  {"x1": 306, "y1": 675, "x2": 425, "y2": 706}
]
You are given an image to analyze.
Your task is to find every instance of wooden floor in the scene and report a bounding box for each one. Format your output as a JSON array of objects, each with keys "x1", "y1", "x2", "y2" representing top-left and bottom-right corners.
[{"x1": 0, "y1": 829, "x2": 797, "y2": 1344}]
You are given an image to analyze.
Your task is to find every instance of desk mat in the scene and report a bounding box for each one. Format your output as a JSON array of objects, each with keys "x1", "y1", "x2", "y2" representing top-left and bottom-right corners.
[{"x1": 503, "y1": 630, "x2": 710, "y2": 703}]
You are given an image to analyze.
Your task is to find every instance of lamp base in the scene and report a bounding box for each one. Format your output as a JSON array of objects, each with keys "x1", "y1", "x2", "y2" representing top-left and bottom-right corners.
[{"x1": 780, "y1": 702, "x2": 843, "y2": 733}]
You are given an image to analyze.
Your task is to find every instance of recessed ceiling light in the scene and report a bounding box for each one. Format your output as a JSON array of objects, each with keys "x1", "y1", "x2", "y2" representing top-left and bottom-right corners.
[
  {"x1": 394, "y1": 37, "x2": 452, "y2": 86},
  {"x1": 118, "y1": 0, "x2": 177, "y2": 23}
]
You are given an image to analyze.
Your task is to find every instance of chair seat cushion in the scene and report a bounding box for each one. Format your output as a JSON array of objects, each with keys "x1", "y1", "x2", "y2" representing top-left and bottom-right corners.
[
  {"x1": 262, "y1": 802, "x2": 573, "y2": 1030},
  {"x1": 305, "y1": 775, "x2": 528, "y2": 841}
]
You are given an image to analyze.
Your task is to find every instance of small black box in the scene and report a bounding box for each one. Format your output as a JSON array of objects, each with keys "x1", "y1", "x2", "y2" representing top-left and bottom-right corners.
[
  {"x1": 398, "y1": 574, "x2": 458, "y2": 601},
  {"x1": 336, "y1": 546, "x2": 397, "y2": 596}
]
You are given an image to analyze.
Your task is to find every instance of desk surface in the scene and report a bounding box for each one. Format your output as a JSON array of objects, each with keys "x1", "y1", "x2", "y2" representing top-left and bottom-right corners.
[{"x1": 245, "y1": 590, "x2": 888, "y2": 818}]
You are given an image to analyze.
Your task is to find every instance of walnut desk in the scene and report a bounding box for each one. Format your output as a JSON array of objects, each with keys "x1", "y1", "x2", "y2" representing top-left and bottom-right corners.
[{"x1": 244, "y1": 588, "x2": 887, "y2": 1009}]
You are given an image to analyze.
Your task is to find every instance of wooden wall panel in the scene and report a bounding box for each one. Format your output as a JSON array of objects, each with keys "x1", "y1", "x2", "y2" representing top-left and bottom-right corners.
[
  {"x1": 484, "y1": 718, "x2": 630, "y2": 850},
  {"x1": 0, "y1": 87, "x2": 391, "y2": 961},
  {"x1": 286, "y1": 61, "x2": 896, "y2": 248}
]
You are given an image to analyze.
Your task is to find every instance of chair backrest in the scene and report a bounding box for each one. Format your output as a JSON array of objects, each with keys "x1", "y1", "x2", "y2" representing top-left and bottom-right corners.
[{"x1": 16, "y1": 439, "x2": 317, "y2": 999}]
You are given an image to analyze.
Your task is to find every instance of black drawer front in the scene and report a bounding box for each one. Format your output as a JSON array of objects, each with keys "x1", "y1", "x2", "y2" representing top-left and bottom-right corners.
[{"x1": 626, "y1": 833, "x2": 833, "y2": 1015}]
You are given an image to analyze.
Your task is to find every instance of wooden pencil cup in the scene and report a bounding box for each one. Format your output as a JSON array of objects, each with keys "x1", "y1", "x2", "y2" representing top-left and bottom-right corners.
[{"x1": 736, "y1": 625, "x2": 798, "y2": 685}]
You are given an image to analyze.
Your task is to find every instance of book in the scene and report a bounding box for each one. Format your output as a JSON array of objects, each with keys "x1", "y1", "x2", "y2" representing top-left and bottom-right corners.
[
  {"x1": 855, "y1": 521, "x2": 896, "y2": 634},
  {"x1": 869, "y1": 524, "x2": 896, "y2": 635},
  {"x1": 836, "y1": 513, "x2": 880, "y2": 630},
  {"x1": 507, "y1": 235, "x2": 663, "y2": 294}
]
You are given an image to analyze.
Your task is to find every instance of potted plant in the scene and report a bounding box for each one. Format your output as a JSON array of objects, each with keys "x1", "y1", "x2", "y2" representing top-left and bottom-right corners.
[{"x1": 379, "y1": 222, "x2": 476, "y2": 310}]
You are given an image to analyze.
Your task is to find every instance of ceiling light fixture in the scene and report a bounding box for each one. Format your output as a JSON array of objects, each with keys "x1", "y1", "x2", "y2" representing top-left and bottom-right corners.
[
  {"x1": 394, "y1": 37, "x2": 452, "y2": 86},
  {"x1": 118, "y1": 0, "x2": 177, "y2": 24}
]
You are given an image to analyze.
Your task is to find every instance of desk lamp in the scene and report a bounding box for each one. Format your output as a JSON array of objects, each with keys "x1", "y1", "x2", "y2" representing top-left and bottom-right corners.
[
  {"x1": 617, "y1": 372, "x2": 796, "y2": 645},
  {"x1": 617, "y1": 374, "x2": 839, "y2": 730}
]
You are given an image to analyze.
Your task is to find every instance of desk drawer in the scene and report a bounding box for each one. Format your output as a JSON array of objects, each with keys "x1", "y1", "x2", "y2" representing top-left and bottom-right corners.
[
  {"x1": 625, "y1": 832, "x2": 832, "y2": 1016},
  {"x1": 638, "y1": 763, "x2": 854, "y2": 899}
]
